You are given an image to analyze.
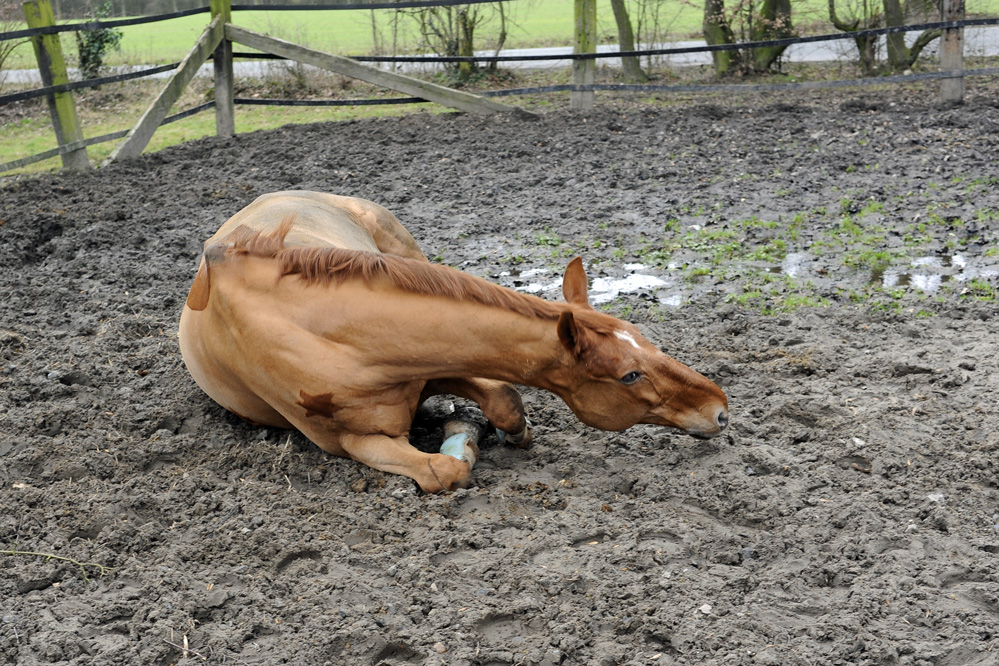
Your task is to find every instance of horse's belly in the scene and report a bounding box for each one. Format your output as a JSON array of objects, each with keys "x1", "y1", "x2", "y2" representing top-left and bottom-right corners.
[{"x1": 179, "y1": 306, "x2": 293, "y2": 428}]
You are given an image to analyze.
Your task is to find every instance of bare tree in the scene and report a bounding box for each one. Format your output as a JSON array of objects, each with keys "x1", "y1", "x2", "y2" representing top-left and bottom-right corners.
[
  {"x1": 829, "y1": 0, "x2": 941, "y2": 74},
  {"x1": 0, "y1": 0, "x2": 27, "y2": 93},
  {"x1": 404, "y1": 4, "x2": 509, "y2": 83},
  {"x1": 609, "y1": 0, "x2": 648, "y2": 82}
]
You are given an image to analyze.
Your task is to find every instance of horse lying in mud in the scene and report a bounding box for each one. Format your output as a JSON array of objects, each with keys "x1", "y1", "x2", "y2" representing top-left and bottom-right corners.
[{"x1": 179, "y1": 191, "x2": 729, "y2": 493}]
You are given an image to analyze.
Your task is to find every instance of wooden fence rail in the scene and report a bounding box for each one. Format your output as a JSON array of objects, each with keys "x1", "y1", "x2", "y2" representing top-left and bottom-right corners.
[{"x1": 2, "y1": 0, "x2": 996, "y2": 174}]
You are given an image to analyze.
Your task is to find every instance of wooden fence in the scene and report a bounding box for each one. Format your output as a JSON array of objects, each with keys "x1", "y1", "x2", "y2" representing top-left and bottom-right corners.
[{"x1": 2, "y1": 0, "x2": 998, "y2": 174}]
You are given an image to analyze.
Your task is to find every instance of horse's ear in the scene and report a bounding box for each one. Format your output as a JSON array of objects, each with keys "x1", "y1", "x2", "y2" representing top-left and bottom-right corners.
[
  {"x1": 557, "y1": 310, "x2": 595, "y2": 358},
  {"x1": 562, "y1": 257, "x2": 589, "y2": 306},
  {"x1": 185, "y1": 261, "x2": 211, "y2": 311}
]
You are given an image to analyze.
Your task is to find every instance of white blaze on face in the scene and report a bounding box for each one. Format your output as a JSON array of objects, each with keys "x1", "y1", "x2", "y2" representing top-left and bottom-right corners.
[{"x1": 615, "y1": 330, "x2": 641, "y2": 350}]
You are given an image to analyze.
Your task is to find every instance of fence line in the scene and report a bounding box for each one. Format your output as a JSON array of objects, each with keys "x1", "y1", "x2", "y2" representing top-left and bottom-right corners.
[
  {"x1": 2, "y1": 0, "x2": 996, "y2": 174},
  {"x1": 0, "y1": 0, "x2": 506, "y2": 41},
  {"x1": 7, "y1": 18, "x2": 996, "y2": 106},
  {"x1": 0, "y1": 101, "x2": 214, "y2": 173},
  {"x1": 349, "y1": 18, "x2": 999, "y2": 62}
]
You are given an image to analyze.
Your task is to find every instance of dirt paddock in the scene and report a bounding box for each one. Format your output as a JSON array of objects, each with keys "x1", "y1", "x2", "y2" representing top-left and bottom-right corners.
[{"x1": 2, "y1": 83, "x2": 999, "y2": 666}]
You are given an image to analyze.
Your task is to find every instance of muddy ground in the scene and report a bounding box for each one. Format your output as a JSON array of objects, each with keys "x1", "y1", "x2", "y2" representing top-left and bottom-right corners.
[{"x1": 2, "y1": 81, "x2": 999, "y2": 666}]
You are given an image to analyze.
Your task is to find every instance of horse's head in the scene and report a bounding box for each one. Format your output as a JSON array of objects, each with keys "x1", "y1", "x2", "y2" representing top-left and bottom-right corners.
[{"x1": 553, "y1": 258, "x2": 729, "y2": 439}]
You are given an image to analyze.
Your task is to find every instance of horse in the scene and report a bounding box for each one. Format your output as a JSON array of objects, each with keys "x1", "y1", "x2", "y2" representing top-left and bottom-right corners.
[{"x1": 178, "y1": 191, "x2": 729, "y2": 493}]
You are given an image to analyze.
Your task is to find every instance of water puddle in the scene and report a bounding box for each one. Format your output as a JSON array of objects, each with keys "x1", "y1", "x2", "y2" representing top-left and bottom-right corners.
[
  {"x1": 496, "y1": 253, "x2": 997, "y2": 307},
  {"x1": 875, "y1": 255, "x2": 999, "y2": 293},
  {"x1": 500, "y1": 264, "x2": 673, "y2": 304}
]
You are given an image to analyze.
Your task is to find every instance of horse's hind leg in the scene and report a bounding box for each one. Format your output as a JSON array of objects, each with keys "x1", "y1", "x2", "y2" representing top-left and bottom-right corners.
[
  {"x1": 421, "y1": 378, "x2": 532, "y2": 448},
  {"x1": 346, "y1": 199, "x2": 428, "y2": 261}
]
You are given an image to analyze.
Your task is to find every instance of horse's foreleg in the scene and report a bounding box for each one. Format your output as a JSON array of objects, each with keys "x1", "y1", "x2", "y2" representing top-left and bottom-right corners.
[
  {"x1": 340, "y1": 433, "x2": 475, "y2": 493},
  {"x1": 421, "y1": 378, "x2": 532, "y2": 448}
]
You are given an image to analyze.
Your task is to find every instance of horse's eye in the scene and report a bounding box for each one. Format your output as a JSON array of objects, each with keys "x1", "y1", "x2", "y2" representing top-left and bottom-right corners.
[{"x1": 621, "y1": 371, "x2": 642, "y2": 385}]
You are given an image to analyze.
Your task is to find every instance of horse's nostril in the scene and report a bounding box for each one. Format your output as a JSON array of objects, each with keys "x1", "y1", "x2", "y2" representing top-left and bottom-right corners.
[{"x1": 717, "y1": 410, "x2": 729, "y2": 429}]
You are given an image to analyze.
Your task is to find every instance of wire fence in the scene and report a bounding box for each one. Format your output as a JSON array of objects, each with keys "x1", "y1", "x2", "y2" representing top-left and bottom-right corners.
[{"x1": 1, "y1": 2, "x2": 997, "y2": 174}]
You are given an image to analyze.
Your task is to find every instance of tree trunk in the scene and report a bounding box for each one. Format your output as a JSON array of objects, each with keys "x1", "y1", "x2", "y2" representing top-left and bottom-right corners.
[
  {"x1": 609, "y1": 0, "x2": 647, "y2": 82},
  {"x1": 882, "y1": 0, "x2": 910, "y2": 71},
  {"x1": 751, "y1": 0, "x2": 792, "y2": 72},
  {"x1": 457, "y1": 8, "x2": 476, "y2": 81},
  {"x1": 703, "y1": 0, "x2": 738, "y2": 76},
  {"x1": 829, "y1": 0, "x2": 878, "y2": 74},
  {"x1": 488, "y1": 2, "x2": 507, "y2": 73}
]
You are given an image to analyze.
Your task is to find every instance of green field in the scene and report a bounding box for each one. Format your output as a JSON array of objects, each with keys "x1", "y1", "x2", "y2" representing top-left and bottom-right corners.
[
  {"x1": 5, "y1": 0, "x2": 999, "y2": 68},
  {"x1": 5, "y1": 1, "x2": 657, "y2": 69}
]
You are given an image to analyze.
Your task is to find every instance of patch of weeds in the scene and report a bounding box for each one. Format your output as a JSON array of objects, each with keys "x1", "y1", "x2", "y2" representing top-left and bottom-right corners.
[
  {"x1": 870, "y1": 300, "x2": 904, "y2": 314},
  {"x1": 738, "y1": 216, "x2": 779, "y2": 230},
  {"x1": 779, "y1": 294, "x2": 831, "y2": 310},
  {"x1": 962, "y1": 278, "x2": 996, "y2": 301},
  {"x1": 860, "y1": 200, "x2": 884, "y2": 217},
  {"x1": 914, "y1": 309, "x2": 936, "y2": 318},
  {"x1": 535, "y1": 227, "x2": 563, "y2": 247},
  {"x1": 725, "y1": 289, "x2": 764, "y2": 308},
  {"x1": 844, "y1": 248, "x2": 904, "y2": 272},
  {"x1": 685, "y1": 266, "x2": 712, "y2": 282},
  {"x1": 748, "y1": 238, "x2": 788, "y2": 262},
  {"x1": 975, "y1": 209, "x2": 999, "y2": 224}
]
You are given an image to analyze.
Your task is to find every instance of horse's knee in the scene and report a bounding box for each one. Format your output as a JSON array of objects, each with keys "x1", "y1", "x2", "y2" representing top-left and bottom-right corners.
[{"x1": 483, "y1": 383, "x2": 529, "y2": 432}]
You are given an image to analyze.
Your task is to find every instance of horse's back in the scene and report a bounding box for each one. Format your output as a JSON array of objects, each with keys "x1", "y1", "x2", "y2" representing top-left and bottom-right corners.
[{"x1": 207, "y1": 191, "x2": 425, "y2": 259}]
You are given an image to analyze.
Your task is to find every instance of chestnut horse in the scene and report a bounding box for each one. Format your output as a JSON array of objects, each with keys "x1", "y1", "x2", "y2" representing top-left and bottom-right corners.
[{"x1": 178, "y1": 191, "x2": 728, "y2": 492}]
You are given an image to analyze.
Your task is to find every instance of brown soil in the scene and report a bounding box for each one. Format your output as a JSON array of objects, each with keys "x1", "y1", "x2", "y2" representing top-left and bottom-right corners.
[{"x1": 1, "y1": 81, "x2": 998, "y2": 666}]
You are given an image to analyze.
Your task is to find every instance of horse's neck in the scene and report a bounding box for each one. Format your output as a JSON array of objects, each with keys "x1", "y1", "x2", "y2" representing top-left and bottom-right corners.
[{"x1": 319, "y1": 285, "x2": 566, "y2": 387}]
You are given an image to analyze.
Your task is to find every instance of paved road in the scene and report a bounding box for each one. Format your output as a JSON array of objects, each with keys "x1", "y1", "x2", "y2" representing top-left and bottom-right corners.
[{"x1": 4, "y1": 27, "x2": 996, "y2": 85}]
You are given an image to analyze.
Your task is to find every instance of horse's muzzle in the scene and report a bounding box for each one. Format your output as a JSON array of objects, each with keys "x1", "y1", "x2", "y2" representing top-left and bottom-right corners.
[{"x1": 687, "y1": 406, "x2": 729, "y2": 440}]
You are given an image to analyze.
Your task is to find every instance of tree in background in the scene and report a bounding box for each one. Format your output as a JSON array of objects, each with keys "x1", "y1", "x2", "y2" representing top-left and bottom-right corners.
[
  {"x1": 405, "y1": 4, "x2": 512, "y2": 83},
  {"x1": 74, "y1": 1, "x2": 122, "y2": 80},
  {"x1": 0, "y1": 0, "x2": 27, "y2": 93},
  {"x1": 609, "y1": 0, "x2": 648, "y2": 82},
  {"x1": 703, "y1": 0, "x2": 794, "y2": 76},
  {"x1": 829, "y1": 0, "x2": 941, "y2": 74}
]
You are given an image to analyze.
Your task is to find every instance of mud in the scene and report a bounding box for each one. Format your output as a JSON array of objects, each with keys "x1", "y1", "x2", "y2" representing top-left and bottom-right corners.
[{"x1": 2, "y1": 83, "x2": 999, "y2": 666}]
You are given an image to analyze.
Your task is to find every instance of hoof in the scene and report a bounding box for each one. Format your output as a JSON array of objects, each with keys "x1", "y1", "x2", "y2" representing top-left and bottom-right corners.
[
  {"x1": 440, "y1": 432, "x2": 479, "y2": 469},
  {"x1": 497, "y1": 419, "x2": 532, "y2": 448}
]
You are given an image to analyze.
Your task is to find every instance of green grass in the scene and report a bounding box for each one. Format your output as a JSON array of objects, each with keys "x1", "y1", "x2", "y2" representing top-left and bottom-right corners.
[
  {"x1": 3, "y1": 1, "x2": 642, "y2": 70},
  {"x1": 2, "y1": 84, "x2": 434, "y2": 173},
  {"x1": 5, "y1": 0, "x2": 997, "y2": 69}
]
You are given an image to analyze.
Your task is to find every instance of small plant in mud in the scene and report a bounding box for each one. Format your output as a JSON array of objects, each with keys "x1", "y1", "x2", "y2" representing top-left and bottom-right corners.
[
  {"x1": 844, "y1": 248, "x2": 904, "y2": 272},
  {"x1": 962, "y1": 278, "x2": 996, "y2": 302},
  {"x1": 685, "y1": 266, "x2": 713, "y2": 282},
  {"x1": 748, "y1": 238, "x2": 788, "y2": 263},
  {"x1": 534, "y1": 227, "x2": 562, "y2": 247}
]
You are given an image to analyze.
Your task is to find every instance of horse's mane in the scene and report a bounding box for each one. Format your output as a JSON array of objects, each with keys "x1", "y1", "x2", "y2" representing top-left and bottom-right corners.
[{"x1": 221, "y1": 217, "x2": 570, "y2": 322}]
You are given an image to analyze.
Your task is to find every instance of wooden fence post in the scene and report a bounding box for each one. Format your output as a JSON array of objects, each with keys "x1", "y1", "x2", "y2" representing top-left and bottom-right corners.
[
  {"x1": 104, "y1": 16, "x2": 224, "y2": 164},
  {"x1": 23, "y1": 0, "x2": 90, "y2": 171},
  {"x1": 940, "y1": 0, "x2": 965, "y2": 103},
  {"x1": 211, "y1": 0, "x2": 234, "y2": 137},
  {"x1": 226, "y1": 24, "x2": 533, "y2": 117},
  {"x1": 572, "y1": 0, "x2": 596, "y2": 110}
]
